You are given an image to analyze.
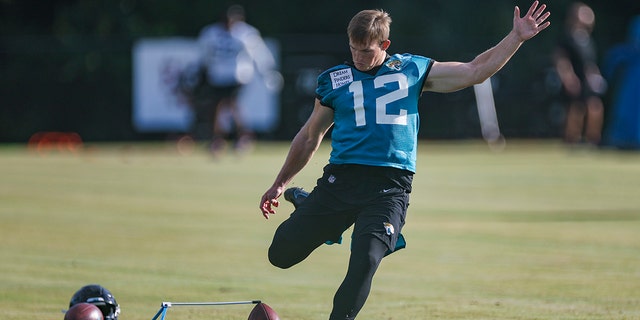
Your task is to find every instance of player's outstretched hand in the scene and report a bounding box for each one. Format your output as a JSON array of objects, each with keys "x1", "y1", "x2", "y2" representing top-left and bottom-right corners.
[
  {"x1": 513, "y1": 1, "x2": 551, "y2": 42},
  {"x1": 260, "y1": 187, "x2": 281, "y2": 219}
]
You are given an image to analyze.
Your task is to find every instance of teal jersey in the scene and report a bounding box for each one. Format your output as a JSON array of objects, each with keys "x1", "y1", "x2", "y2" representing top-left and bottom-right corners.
[{"x1": 316, "y1": 53, "x2": 433, "y2": 173}]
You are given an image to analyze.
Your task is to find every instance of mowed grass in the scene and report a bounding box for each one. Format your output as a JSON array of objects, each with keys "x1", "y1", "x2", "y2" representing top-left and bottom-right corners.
[{"x1": 1, "y1": 140, "x2": 639, "y2": 320}]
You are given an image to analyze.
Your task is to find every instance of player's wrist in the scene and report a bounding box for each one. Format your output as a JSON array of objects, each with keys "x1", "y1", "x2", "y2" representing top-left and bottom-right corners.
[{"x1": 508, "y1": 29, "x2": 526, "y2": 44}]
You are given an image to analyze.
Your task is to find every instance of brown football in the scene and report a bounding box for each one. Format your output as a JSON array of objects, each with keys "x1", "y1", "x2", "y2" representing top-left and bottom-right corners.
[
  {"x1": 247, "y1": 302, "x2": 279, "y2": 320},
  {"x1": 64, "y1": 303, "x2": 103, "y2": 320}
]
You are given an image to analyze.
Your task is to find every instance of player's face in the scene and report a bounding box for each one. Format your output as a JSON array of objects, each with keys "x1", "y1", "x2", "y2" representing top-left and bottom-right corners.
[{"x1": 349, "y1": 40, "x2": 388, "y2": 72}]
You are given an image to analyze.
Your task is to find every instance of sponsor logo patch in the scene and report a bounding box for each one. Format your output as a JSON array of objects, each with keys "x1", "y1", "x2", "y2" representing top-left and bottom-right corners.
[{"x1": 330, "y1": 68, "x2": 353, "y2": 89}]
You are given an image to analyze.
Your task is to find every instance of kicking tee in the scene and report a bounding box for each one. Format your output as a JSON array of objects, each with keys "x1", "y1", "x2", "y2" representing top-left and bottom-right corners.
[{"x1": 316, "y1": 53, "x2": 433, "y2": 173}]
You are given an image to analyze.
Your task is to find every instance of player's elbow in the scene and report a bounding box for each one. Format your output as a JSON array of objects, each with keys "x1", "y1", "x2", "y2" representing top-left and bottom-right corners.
[
  {"x1": 467, "y1": 65, "x2": 492, "y2": 87},
  {"x1": 443, "y1": 76, "x2": 485, "y2": 93},
  {"x1": 466, "y1": 58, "x2": 505, "y2": 87},
  {"x1": 450, "y1": 65, "x2": 489, "y2": 92}
]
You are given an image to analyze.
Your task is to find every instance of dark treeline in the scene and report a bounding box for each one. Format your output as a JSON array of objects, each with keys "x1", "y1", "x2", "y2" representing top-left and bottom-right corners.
[{"x1": 1, "y1": 0, "x2": 638, "y2": 142}]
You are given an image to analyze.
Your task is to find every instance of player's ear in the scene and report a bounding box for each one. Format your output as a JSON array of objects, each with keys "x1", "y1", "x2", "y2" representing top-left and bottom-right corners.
[{"x1": 380, "y1": 39, "x2": 391, "y2": 50}]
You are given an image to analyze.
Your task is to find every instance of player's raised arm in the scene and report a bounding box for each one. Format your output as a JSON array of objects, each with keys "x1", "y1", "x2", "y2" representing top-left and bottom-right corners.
[{"x1": 424, "y1": 1, "x2": 550, "y2": 93}]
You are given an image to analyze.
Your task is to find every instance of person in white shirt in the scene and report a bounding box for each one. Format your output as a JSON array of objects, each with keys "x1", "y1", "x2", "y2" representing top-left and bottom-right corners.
[{"x1": 197, "y1": 5, "x2": 276, "y2": 154}]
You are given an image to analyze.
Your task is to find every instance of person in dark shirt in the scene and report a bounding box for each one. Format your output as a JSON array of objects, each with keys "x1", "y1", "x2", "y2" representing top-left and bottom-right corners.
[{"x1": 554, "y1": 2, "x2": 606, "y2": 145}]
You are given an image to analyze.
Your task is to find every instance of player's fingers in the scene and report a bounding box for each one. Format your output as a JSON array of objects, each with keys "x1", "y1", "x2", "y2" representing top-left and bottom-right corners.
[
  {"x1": 526, "y1": 1, "x2": 539, "y2": 17},
  {"x1": 261, "y1": 204, "x2": 273, "y2": 219},
  {"x1": 261, "y1": 199, "x2": 279, "y2": 218},
  {"x1": 538, "y1": 20, "x2": 551, "y2": 30},
  {"x1": 538, "y1": 11, "x2": 551, "y2": 24},
  {"x1": 260, "y1": 199, "x2": 271, "y2": 217},
  {"x1": 533, "y1": 4, "x2": 547, "y2": 19},
  {"x1": 260, "y1": 202, "x2": 268, "y2": 216},
  {"x1": 259, "y1": 196, "x2": 268, "y2": 210}
]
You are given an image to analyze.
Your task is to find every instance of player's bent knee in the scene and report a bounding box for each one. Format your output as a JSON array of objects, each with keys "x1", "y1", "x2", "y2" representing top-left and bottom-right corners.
[
  {"x1": 268, "y1": 237, "x2": 316, "y2": 269},
  {"x1": 268, "y1": 245, "x2": 296, "y2": 269},
  {"x1": 268, "y1": 256, "x2": 293, "y2": 269}
]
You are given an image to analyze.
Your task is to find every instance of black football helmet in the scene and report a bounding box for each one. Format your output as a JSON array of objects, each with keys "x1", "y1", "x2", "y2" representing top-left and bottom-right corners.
[{"x1": 69, "y1": 284, "x2": 120, "y2": 320}]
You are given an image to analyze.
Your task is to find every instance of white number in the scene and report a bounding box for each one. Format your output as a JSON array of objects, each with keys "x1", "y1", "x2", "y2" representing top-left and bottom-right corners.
[
  {"x1": 349, "y1": 81, "x2": 366, "y2": 126},
  {"x1": 348, "y1": 73, "x2": 409, "y2": 126}
]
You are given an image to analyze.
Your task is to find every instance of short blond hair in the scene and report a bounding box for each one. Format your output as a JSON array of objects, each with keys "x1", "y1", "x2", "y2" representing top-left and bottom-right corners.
[{"x1": 347, "y1": 9, "x2": 391, "y2": 46}]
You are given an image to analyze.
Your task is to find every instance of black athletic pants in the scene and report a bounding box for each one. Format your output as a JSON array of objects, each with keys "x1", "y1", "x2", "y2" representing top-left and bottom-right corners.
[{"x1": 268, "y1": 164, "x2": 412, "y2": 320}]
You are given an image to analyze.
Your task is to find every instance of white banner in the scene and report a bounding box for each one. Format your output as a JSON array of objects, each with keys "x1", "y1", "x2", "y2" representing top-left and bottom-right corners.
[{"x1": 132, "y1": 37, "x2": 280, "y2": 133}]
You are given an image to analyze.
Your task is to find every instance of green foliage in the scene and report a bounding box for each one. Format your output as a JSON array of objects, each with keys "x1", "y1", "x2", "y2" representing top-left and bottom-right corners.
[{"x1": 1, "y1": 141, "x2": 639, "y2": 319}]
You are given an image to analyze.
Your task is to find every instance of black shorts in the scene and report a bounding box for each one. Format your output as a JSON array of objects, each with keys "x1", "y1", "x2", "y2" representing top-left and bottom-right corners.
[{"x1": 279, "y1": 164, "x2": 413, "y2": 252}]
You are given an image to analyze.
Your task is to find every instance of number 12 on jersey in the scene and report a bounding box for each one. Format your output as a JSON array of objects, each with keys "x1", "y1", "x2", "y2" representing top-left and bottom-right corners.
[{"x1": 348, "y1": 73, "x2": 409, "y2": 127}]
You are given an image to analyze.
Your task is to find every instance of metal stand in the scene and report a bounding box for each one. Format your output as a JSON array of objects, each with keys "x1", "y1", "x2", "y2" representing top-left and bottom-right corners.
[{"x1": 152, "y1": 300, "x2": 261, "y2": 320}]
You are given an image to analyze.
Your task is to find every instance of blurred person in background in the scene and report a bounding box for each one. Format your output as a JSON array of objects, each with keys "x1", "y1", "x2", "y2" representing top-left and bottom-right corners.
[
  {"x1": 196, "y1": 4, "x2": 277, "y2": 156},
  {"x1": 260, "y1": 2, "x2": 550, "y2": 319},
  {"x1": 553, "y1": 2, "x2": 607, "y2": 146},
  {"x1": 601, "y1": 16, "x2": 640, "y2": 150}
]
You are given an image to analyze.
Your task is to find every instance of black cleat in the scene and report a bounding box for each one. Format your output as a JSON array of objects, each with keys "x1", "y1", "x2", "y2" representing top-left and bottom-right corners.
[{"x1": 283, "y1": 187, "x2": 309, "y2": 209}]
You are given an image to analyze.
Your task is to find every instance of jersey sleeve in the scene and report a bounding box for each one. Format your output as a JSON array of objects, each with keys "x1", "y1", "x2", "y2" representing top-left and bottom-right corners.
[
  {"x1": 411, "y1": 55, "x2": 433, "y2": 90},
  {"x1": 315, "y1": 64, "x2": 352, "y2": 109}
]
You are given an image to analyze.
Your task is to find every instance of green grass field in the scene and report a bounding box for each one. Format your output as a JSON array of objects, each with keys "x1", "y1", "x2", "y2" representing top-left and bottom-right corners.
[{"x1": 1, "y1": 140, "x2": 639, "y2": 320}]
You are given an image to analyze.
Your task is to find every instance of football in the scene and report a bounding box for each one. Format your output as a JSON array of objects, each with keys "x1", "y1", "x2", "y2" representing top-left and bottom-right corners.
[
  {"x1": 64, "y1": 303, "x2": 103, "y2": 320},
  {"x1": 247, "y1": 302, "x2": 280, "y2": 320}
]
